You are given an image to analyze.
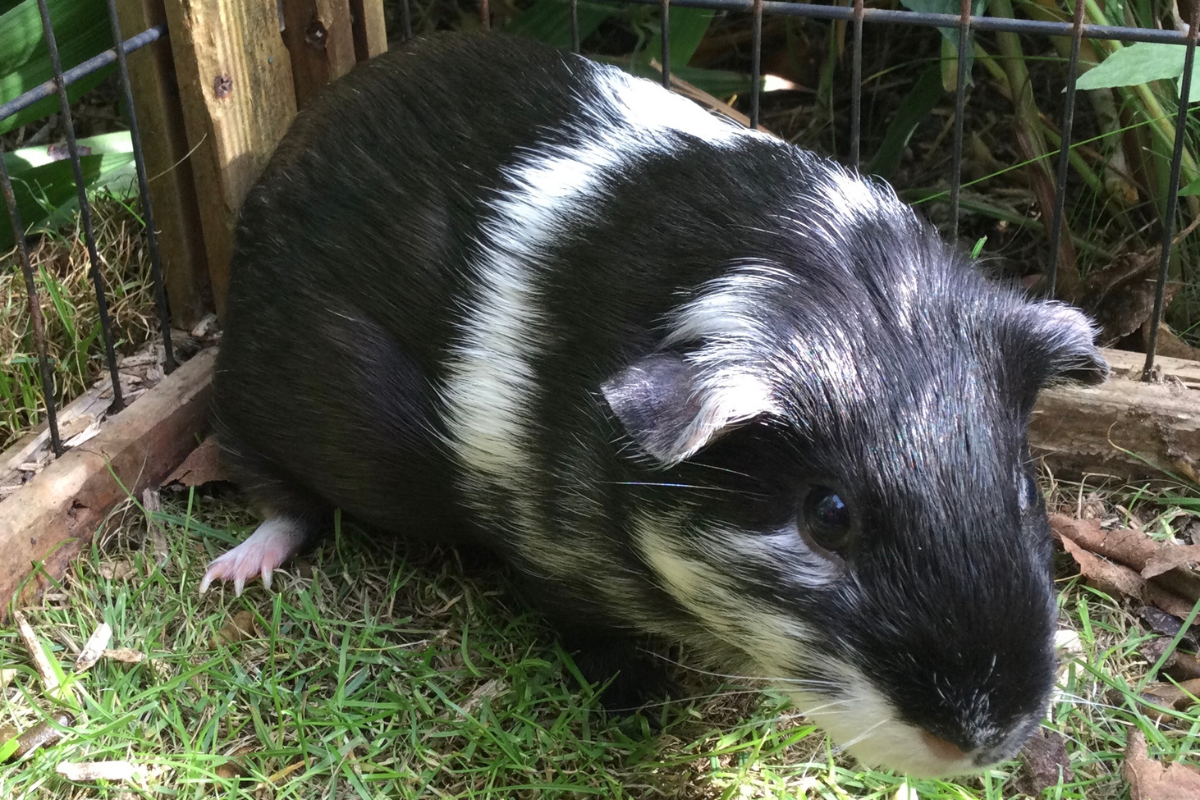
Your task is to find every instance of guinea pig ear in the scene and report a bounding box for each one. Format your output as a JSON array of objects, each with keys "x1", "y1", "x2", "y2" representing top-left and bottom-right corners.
[
  {"x1": 601, "y1": 352, "x2": 774, "y2": 467},
  {"x1": 1018, "y1": 301, "x2": 1110, "y2": 386}
]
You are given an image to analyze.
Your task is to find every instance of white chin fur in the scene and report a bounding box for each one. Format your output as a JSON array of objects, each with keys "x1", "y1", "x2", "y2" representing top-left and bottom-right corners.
[{"x1": 785, "y1": 681, "x2": 981, "y2": 779}]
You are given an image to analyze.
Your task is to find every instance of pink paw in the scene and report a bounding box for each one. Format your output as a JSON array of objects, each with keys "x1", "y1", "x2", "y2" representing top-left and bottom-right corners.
[{"x1": 199, "y1": 518, "x2": 307, "y2": 596}]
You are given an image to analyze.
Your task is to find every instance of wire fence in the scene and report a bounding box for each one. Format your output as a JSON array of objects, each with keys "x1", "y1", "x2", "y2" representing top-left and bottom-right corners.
[{"x1": 1, "y1": 0, "x2": 1197, "y2": 466}]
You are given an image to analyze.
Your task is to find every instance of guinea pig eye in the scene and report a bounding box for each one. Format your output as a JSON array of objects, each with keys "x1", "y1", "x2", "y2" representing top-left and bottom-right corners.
[{"x1": 802, "y1": 487, "x2": 853, "y2": 553}]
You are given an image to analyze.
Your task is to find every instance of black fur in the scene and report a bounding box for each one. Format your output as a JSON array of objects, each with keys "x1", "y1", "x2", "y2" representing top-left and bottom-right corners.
[{"x1": 213, "y1": 32, "x2": 1108, "y2": 775}]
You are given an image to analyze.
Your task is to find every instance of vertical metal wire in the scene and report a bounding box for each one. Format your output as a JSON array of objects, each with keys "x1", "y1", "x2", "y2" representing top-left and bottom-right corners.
[
  {"x1": 1, "y1": 158, "x2": 63, "y2": 456},
  {"x1": 481, "y1": 0, "x2": 490, "y2": 30},
  {"x1": 400, "y1": 0, "x2": 412, "y2": 41},
  {"x1": 751, "y1": 0, "x2": 763, "y2": 129},
  {"x1": 1143, "y1": 3, "x2": 1200, "y2": 377},
  {"x1": 1046, "y1": 0, "x2": 1086, "y2": 297},
  {"x1": 850, "y1": 0, "x2": 865, "y2": 169},
  {"x1": 570, "y1": 0, "x2": 580, "y2": 53},
  {"x1": 36, "y1": 0, "x2": 124, "y2": 412},
  {"x1": 105, "y1": 0, "x2": 175, "y2": 374},
  {"x1": 660, "y1": 0, "x2": 671, "y2": 89},
  {"x1": 948, "y1": 0, "x2": 972, "y2": 242}
]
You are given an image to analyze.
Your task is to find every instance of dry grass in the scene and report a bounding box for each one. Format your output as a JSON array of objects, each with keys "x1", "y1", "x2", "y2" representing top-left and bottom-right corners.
[{"x1": 0, "y1": 195, "x2": 159, "y2": 450}]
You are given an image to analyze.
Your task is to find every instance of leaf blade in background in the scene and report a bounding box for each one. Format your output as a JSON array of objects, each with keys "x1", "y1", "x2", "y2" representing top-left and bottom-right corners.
[
  {"x1": 0, "y1": 0, "x2": 115, "y2": 135},
  {"x1": 898, "y1": 0, "x2": 986, "y2": 77},
  {"x1": 645, "y1": 7, "x2": 715, "y2": 69},
  {"x1": 0, "y1": 131, "x2": 135, "y2": 251},
  {"x1": 867, "y1": 64, "x2": 943, "y2": 179},
  {"x1": 1075, "y1": 42, "x2": 1185, "y2": 91},
  {"x1": 504, "y1": 0, "x2": 617, "y2": 50}
]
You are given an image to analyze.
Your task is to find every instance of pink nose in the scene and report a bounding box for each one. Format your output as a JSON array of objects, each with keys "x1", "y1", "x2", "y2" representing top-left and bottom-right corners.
[{"x1": 922, "y1": 730, "x2": 967, "y2": 762}]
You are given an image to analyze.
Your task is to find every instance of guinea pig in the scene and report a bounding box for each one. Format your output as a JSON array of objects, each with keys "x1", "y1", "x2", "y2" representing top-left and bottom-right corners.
[{"x1": 201, "y1": 32, "x2": 1109, "y2": 777}]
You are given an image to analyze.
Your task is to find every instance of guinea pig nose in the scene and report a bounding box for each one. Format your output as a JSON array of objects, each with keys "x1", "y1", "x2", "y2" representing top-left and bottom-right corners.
[{"x1": 921, "y1": 730, "x2": 967, "y2": 762}]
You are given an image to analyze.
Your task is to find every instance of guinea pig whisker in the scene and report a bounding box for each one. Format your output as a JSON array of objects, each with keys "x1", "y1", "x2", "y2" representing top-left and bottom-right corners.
[{"x1": 604, "y1": 481, "x2": 768, "y2": 497}]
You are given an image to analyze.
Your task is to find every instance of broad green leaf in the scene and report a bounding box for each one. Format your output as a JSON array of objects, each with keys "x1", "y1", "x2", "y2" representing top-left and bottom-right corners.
[
  {"x1": 868, "y1": 65, "x2": 943, "y2": 179},
  {"x1": 505, "y1": 0, "x2": 617, "y2": 50},
  {"x1": 0, "y1": 0, "x2": 115, "y2": 135},
  {"x1": 1075, "y1": 42, "x2": 1185, "y2": 90},
  {"x1": 1, "y1": 131, "x2": 135, "y2": 250},
  {"x1": 645, "y1": 8, "x2": 715, "y2": 69},
  {"x1": 1179, "y1": 175, "x2": 1200, "y2": 195}
]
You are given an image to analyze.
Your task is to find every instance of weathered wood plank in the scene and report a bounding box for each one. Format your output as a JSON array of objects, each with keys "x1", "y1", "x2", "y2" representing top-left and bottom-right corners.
[
  {"x1": 163, "y1": 0, "x2": 297, "y2": 316},
  {"x1": 349, "y1": 0, "x2": 387, "y2": 61},
  {"x1": 115, "y1": 0, "x2": 211, "y2": 328},
  {"x1": 1031, "y1": 349, "x2": 1200, "y2": 483},
  {"x1": 0, "y1": 349, "x2": 217, "y2": 618},
  {"x1": 281, "y1": 0, "x2": 358, "y2": 109}
]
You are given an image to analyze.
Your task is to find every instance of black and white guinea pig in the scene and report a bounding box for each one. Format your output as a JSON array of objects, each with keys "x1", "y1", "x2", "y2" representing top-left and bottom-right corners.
[{"x1": 202, "y1": 32, "x2": 1108, "y2": 777}]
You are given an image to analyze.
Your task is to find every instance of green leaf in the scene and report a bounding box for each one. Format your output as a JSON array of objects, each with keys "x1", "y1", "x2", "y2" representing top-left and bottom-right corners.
[
  {"x1": 867, "y1": 65, "x2": 943, "y2": 179},
  {"x1": 645, "y1": 8, "x2": 714, "y2": 69},
  {"x1": 0, "y1": 0, "x2": 115, "y2": 135},
  {"x1": 1, "y1": 131, "x2": 135, "y2": 251},
  {"x1": 1075, "y1": 42, "x2": 1185, "y2": 91},
  {"x1": 899, "y1": 0, "x2": 986, "y2": 77},
  {"x1": 0, "y1": 735, "x2": 18, "y2": 762},
  {"x1": 504, "y1": 0, "x2": 617, "y2": 50},
  {"x1": 1179, "y1": 175, "x2": 1200, "y2": 195}
]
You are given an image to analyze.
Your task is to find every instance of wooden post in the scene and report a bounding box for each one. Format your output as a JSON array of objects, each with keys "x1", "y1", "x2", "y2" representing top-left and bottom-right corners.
[
  {"x1": 280, "y1": 0, "x2": 359, "y2": 110},
  {"x1": 115, "y1": 0, "x2": 211, "y2": 329},
  {"x1": 349, "y1": 0, "x2": 388, "y2": 61},
  {"x1": 162, "y1": 0, "x2": 298, "y2": 317},
  {"x1": 0, "y1": 349, "x2": 216, "y2": 618}
]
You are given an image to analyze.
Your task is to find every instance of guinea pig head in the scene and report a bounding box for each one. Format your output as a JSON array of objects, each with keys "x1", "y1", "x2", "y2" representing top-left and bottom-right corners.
[{"x1": 601, "y1": 233, "x2": 1107, "y2": 776}]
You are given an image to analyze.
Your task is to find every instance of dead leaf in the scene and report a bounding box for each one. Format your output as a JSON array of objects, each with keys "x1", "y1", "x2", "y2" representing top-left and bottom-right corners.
[
  {"x1": 14, "y1": 611, "x2": 58, "y2": 692},
  {"x1": 1140, "y1": 606, "x2": 1200, "y2": 650},
  {"x1": 141, "y1": 488, "x2": 169, "y2": 567},
  {"x1": 163, "y1": 437, "x2": 229, "y2": 488},
  {"x1": 102, "y1": 648, "x2": 146, "y2": 664},
  {"x1": 460, "y1": 678, "x2": 508, "y2": 714},
  {"x1": 97, "y1": 561, "x2": 135, "y2": 581},
  {"x1": 56, "y1": 761, "x2": 143, "y2": 782},
  {"x1": 1144, "y1": 544, "x2": 1200, "y2": 579},
  {"x1": 8, "y1": 712, "x2": 74, "y2": 760},
  {"x1": 1051, "y1": 514, "x2": 1200, "y2": 604},
  {"x1": 214, "y1": 610, "x2": 258, "y2": 646},
  {"x1": 1123, "y1": 729, "x2": 1200, "y2": 800},
  {"x1": 1016, "y1": 728, "x2": 1074, "y2": 795},
  {"x1": 1137, "y1": 679, "x2": 1200, "y2": 721},
  {"x1": 74, "y1": 623, "x2": 113, "y2": 673},
  {"x1": 1060, "y1": 537, "x2": 1145, "y2": 598}
]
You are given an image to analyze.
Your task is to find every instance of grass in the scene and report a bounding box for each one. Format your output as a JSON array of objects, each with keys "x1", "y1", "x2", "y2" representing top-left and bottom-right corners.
[
  {"x1": 0, "y1": 476, "x2": 1198, "y2": 799},
  {"x1": 0, "y1": 194, "x2": 159, "y2": 450}
]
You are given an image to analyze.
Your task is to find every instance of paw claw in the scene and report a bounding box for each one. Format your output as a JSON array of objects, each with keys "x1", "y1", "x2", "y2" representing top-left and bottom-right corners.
[{"x1": 197, "y1": 517, "x2": 308, "y2": 596}]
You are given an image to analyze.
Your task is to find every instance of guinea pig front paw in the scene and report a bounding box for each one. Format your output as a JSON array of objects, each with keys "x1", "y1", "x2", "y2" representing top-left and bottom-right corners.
[{"x1": 199, "y1": 517, "x2": 309, "y2": 596}]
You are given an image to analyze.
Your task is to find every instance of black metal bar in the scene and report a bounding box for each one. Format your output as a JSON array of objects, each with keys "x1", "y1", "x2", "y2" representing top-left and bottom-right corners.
[
  {"x1": 1, "y1": 157, "x2": 62, "y2": 457},
  {"x1": 612, "y1": 0, "x2": 1197, "y2": 45},
  {"x1": 1046, "y1": 0, "x2": 1086, "y2": 297},
  {"x1": 0, "y1": 26, "x2": 163, "y2": 125},
  {"x1": 400, "y1": 0, "x2": 412, "y2": 41},
  {"x1": 850, "y1": 0, "x2": 864, "y2": 169},
  {"x1": 661, "y1": 0, "x2": 672, "y2": 88},
  {"x1": 35, "y1": 0, "x2": 124, "y2": 412},
  {"x1": 570, "y1": 0, "x2": 581, "y2": 53},
  {"x1": 105, "y1": 0, "x2": 175, "y2": 375},
  {"x1": 1142, "y1": 5, "x2": 1200, "y2": 378},
  {"x1": 949, "y1": 0, "x2": 971, "y2": 241},
  {"x1": 751, "y1": 0, "x2": 763, "y2": 128}
]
